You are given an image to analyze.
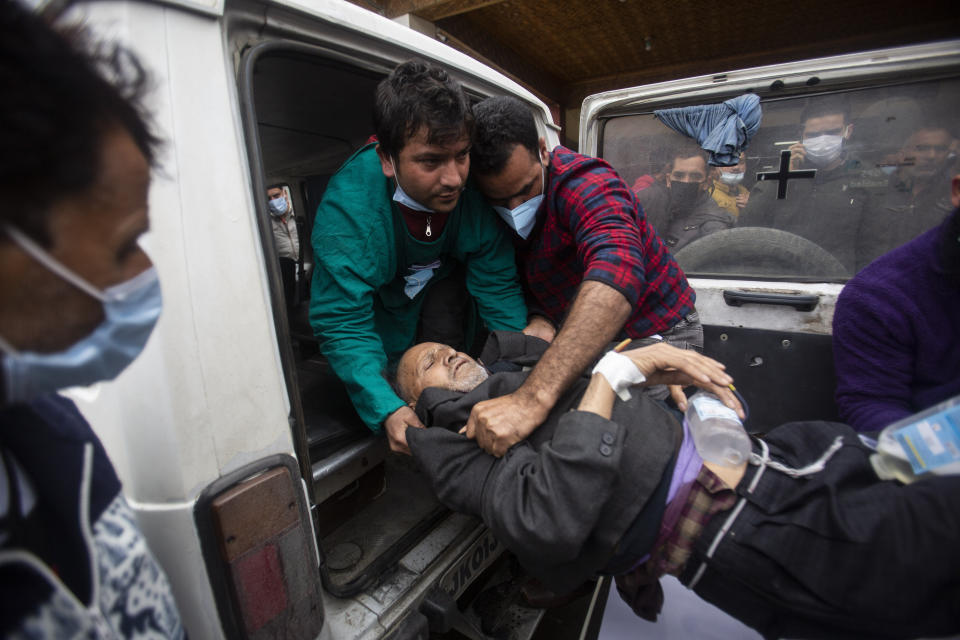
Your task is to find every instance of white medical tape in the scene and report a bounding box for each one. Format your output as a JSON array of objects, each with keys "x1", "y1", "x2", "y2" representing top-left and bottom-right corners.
[{"x1": 591, "y1": 351, "x2": 646, "y2": 401}]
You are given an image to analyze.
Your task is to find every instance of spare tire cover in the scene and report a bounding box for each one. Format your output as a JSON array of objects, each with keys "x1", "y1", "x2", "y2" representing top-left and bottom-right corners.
[{"x1": 673, "y1": 227, "x2": 849, "y2": 279}]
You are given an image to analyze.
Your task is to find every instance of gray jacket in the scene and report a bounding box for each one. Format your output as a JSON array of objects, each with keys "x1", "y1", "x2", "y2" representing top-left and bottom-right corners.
[
  {"x1": 406, "y1": 333, "x2": 681, "y2": 592},
  {"x1": 738, "y1": 155, "x2": 868, "y2": 274},
  {"x1": 635, "y1": 181, "x2": 734, "y2": 251}
]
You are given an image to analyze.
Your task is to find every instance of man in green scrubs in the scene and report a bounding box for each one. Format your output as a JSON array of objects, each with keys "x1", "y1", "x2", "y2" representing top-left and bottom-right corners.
[{"x1": 309, "y1": 60, "x2": 528, "y2": 454}]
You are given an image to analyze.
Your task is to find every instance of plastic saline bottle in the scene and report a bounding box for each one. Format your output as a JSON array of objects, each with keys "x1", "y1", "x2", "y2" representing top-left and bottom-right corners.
[
  {"x1": 686, "y1": 391, "x2": 752, "y2": 466},
  {"x1": 871, "y1": 394, "x2": 960, "y2": 484}
]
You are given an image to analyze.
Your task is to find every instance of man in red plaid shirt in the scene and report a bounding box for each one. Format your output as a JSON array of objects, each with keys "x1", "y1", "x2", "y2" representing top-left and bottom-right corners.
[{"x1": 464, "y1": 96, "x2": 700, "y2": 456}]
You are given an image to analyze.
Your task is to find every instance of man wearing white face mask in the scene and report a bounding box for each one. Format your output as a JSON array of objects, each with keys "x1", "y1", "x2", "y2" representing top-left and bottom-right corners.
[
  {"x1": 309, "y1": 61, "x2": 529, "y2": 454},
  {"x1": 0, "y1": 3, "x2": 183, "y2": 637},
  {"x1": 710, "y1": 152, "x2": 750, "y2": 217},
  {"x1": 739, "y1": 97, "x2": 868, "y2": 273},
  {"x1": 467, "y1": 96, "x2": 700, "y2": 458},
  {"x1": 266, "y1": 184, "x2": 300, "y2": 313}
]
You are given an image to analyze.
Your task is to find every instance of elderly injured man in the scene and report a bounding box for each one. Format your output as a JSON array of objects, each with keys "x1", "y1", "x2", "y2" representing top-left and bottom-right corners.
[{"x1": 396, "y1": 332, "x2": 960, "y2": 640}]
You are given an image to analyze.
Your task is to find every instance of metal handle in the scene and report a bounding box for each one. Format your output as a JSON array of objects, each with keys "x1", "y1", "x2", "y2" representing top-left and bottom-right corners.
[{"x1": 723, "y1": 290, "x2": 820, "y2": 312}]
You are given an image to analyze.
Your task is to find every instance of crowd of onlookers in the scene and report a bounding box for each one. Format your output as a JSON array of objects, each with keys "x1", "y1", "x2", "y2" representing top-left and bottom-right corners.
[{"x1": 631, "y1": 96, "x2": 958, "y2": 275}]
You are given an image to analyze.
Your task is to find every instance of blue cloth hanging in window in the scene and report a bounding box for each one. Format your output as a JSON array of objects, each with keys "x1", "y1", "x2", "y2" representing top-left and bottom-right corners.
[{"x1": 654, "y1": 94, "x2": 762, "y2": 166}]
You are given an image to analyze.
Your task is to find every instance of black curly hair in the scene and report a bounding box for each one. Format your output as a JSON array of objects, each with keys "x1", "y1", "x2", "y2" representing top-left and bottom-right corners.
[
  {"x1": 470, "y1": 95, "x2": 540, "y2": 176},
  {"x1": 0, "y1": 0, "x2": 159, "y2": 245},
  {"x1": 373, "y1": 59, "x2": 472, "y2": 158}
]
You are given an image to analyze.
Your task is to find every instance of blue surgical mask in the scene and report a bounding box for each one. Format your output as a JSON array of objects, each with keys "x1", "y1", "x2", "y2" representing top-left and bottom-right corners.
[
  {"x1": 391, "y1": 158, "x2": 435, "y2": 213},
  {"x1": 0, "y1": 225, "x2": 163, "y2": 404},
  {"x1": 494, "y1": 163, "x2": 546, "y2": 240},
  {"x1": 268, "y1": 196, "x2": 288, "y2": 216},
  {"x1": 403, "y1": 260, "x2": 441, "y2": 299}
]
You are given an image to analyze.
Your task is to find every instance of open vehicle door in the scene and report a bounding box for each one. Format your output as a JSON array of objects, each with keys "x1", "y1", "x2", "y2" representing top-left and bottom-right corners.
[
  {"x1": 62, "y1": 0, "x2": 608, "y2": 638},
  {"x1": 580, "y1": 41, "x2": 960, "y2": 433}
]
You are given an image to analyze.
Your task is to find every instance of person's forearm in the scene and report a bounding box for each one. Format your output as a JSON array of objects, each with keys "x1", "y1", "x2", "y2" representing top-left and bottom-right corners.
[
  {"x1": 517, "y1": 280, "x2": 631, "y2": 410},
  {"x1": 577, "y1": 373, "x2": 616, "y2": 418}
]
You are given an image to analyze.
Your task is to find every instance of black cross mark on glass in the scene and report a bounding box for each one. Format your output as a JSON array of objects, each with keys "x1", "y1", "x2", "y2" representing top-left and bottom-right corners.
[{"x1": 756, "y1": 150, "x2": 817, "y2": 199}]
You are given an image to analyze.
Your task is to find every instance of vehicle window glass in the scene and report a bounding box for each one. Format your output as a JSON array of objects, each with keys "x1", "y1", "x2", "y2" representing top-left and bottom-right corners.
[{"x1": 600, "y1": 78, "x2": 960, "y2": 281}]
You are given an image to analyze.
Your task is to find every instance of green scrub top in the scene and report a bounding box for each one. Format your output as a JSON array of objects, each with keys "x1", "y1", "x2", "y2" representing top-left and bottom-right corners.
[{"x1": 309, "y1": 143, "x2": 527, "y2": 431}]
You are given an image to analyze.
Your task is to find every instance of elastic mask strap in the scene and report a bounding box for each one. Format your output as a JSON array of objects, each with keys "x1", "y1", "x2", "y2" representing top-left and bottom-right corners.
[{"x1": 2, "y1": 225, "x2": 106, "y2": 302}]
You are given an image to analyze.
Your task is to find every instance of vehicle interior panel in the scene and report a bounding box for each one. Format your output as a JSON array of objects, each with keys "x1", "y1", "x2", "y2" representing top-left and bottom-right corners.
[
  {"x1": 250, "y1": 48, "x2": 462, "y2": 595},
  {"x1": 703, "y1": 325, "x2": 841, "y2": 433},
  {"x1": 319, "y1": 457, "x2": 447, "y2": 597}
]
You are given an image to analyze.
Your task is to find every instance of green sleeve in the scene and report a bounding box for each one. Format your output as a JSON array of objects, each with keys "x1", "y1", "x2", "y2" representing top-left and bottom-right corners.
[
  {"x1": 459, "y1": 193, "x2": 528, "y2": 331},
  {"x1": 309, "y1": 241, "x2": 405, "y2": 432},
  {"x1": 308, "y1": 149, "x2": 406, "y2": 432}
]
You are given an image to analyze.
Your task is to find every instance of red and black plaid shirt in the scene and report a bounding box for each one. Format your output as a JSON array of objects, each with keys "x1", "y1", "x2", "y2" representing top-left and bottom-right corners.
[{"x1": 518, "y1": 146, "x2": 695, "y2": 337}]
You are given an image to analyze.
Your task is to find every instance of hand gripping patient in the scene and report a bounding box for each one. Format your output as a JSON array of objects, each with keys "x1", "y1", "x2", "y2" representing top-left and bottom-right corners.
[{"x1": 396, "y1": 332, "x2": 960, "y2": 640}]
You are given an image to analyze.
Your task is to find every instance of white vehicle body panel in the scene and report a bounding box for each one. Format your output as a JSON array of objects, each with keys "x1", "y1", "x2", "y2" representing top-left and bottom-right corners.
[{"x1": 57, "y1": 1, "x2": 558, "y2": 638}]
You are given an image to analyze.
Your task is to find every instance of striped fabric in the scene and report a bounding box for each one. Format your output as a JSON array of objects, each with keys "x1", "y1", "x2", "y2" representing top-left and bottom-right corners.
[{"x1": 519, "y1": 146, "x2": 696, "y2": 337}]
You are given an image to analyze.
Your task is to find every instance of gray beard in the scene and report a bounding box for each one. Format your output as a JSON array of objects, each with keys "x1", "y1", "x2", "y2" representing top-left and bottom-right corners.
[{"x1": 453, "y1": 365, "x2": 489, "y2": 393}]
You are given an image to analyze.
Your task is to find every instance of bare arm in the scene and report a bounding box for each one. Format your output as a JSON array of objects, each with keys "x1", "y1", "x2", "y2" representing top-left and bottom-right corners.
[
  {"x1": 577, "y1": 372, "x2": 618, "y2": 418},
  {"x1": 464, "y1": 280, "x2": 630, "y2": 456},
  {"x1": 525, "y1": 280, "x2": 630, "y2": 410}
]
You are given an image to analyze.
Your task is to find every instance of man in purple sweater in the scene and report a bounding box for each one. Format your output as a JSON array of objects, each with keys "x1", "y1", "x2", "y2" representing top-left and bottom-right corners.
[{"x1": 833, "y1": 172, "x2": 960, "y2": 432}]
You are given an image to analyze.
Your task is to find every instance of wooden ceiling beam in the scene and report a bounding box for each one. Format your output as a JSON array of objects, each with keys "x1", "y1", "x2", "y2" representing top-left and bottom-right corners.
[
  {"x1": 434, "y1": 15, "x2": 564, "y2": 104},
  {"x1": 382, "y1": 0, "x2": 504, "y2": 20},
  {"x1": 436, "y1": 27, "x2": 562, "y2": 110},
  {"x1": 417, "y1": 0, "x2": 506, "y2": 21}
]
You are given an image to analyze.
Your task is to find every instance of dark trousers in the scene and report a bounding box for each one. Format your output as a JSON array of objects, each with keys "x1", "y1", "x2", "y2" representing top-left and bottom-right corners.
[
  {"x1": 632, "y1": 311, "x2": 703, "y2": 401},
  {"x1": 279, "y1": 257, "x2": 297, "y2": 314},
  {"x1": 680, "y1": 421, "x2": 960, "y2": 640}
]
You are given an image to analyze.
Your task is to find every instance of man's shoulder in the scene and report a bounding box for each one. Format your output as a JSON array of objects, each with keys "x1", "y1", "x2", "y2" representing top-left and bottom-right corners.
[
  {"x1": 332, "y1": 142, "x2": 381, "y2": 176},
  {"x1": 1, "y1": 394, "x2": 94, "y2": 444},
  {"x1": 634, "y1": 181, "x2": 669, "y2": 227},
  {"x1": 696, "y1": 194, "x2": 735, "y2": 222},
  {"x1": 1, "y1": 395, "x2": 122, "y2": 540},
  {"x1": 635, "y1": 180, "x2": 668, "y2": 202},
  {"x1": 549, "y1": 145, "x2": 619, "y2": 180},
  {"x1": 839, "y1": 232, "x2": 938, "y2": 317},
  {"x1": 314, "y1": 145, "x2": 394, "y2": 255},
  {"x1": 547, "y1": 146, "x2": 635, "y2": 222},
  {"x1": 322, "y1": 144, "x2": 390, "y2": 209}
]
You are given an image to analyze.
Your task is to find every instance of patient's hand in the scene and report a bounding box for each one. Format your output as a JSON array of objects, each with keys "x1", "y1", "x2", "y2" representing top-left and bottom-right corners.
[
  {"x1": 522, "y1": 315, "x2": 556, "y2": 343},
  {"x1": 384, "y1": 405, "x2": 425, "y2": 455},
  {"x1": 624, "y1": 343, "x2": 744, "y2": 419},
  {"x1": 462, "y1": 390, "x2": 549, "y2": 457}
]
